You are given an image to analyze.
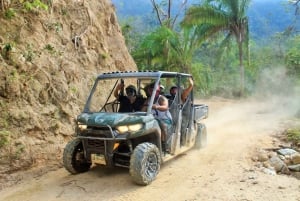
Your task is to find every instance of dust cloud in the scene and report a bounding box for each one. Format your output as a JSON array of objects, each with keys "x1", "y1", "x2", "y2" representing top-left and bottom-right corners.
[
  {"x1": 202, "y1": 66, "x2": 300, "y2": 146},
  {"x1": 253, "y1": 66, "x2": 300, "y2": 119}
]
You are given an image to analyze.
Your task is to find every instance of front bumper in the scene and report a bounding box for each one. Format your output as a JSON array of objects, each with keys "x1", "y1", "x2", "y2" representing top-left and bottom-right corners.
[{"x1": 78, "y1": 125, "x2": 128, "y2": 167}]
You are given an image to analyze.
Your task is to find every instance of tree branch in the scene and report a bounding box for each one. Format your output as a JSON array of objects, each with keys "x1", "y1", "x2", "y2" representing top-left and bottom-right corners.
[{"x1": 150, "y1": 0, "x2": 163, "y2": 26}]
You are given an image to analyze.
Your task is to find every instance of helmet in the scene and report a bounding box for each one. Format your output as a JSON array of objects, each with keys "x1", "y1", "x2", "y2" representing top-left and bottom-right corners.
[{"x1": 126, "y1": 85, "x2": 136, "y2": 96}]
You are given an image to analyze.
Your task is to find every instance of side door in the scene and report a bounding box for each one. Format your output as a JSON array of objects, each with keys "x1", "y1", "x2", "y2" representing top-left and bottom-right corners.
[{"x1": 180, "y1": 75, "x2": 195, "y2": 146}]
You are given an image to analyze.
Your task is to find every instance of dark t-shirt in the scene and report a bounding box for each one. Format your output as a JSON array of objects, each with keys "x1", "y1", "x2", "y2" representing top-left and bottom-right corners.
[{"x1": 118, "y1": 95, "x2": 146, "y2": 112}]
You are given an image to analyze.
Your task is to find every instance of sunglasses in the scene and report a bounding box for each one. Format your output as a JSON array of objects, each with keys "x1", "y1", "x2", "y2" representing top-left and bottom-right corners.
[{"x1": 126, "y1": 88, "x2": 135, "y2": 96}]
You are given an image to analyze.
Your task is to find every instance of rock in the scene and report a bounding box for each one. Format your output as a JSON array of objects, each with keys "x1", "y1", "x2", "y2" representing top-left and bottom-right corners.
[
  {"x1": 262, "y1": 167, "x2": 276, "y2": 176},
  {"x1": 257, "y1": 150, "x2": 269, "y2": 162},
  {"x1": 269, "y1": 156, "x2": 290, "y2": 174},
  {"x1": 263, "y1": 161, "x2": 272, "y2": 169},
  {"x1": 281, "y1": 165, "x2": 291, "y2": 174},
  {"x1": 277, "y1": 148, "x2": 297, "y2": 156},
  {"x1": 288, "y1": 164, "x2": 300, "y2": 171},
  {"x1": 255, "y1": 162, "x2": 263, "y2": 168},
  {"x1": 290, "y1": 172, "x2": 300, "y2": 179},
  {"x1": 278, "y1": 154, "x2": 285, "y2": 161},
  {"x1": 291, "y1": 153, "x2": 300, "y2": 164}
]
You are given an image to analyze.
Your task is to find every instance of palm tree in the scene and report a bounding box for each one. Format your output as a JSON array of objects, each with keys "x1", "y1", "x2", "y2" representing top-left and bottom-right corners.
[
  {"x1": 181, "y1": 0, "x2": 250, "y2": 96},
  {"x1": 134, "y1": 1, "x2": 214, "y2": 74},
  {"x1": 133, "y1": 25, "x2": 211, "y2": 73}
]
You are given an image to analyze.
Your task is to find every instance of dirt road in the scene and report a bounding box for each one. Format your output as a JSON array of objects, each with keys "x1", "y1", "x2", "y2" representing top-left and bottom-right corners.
[{"x1": 1, "y1": 97, "x2": 300, "y2": 201}]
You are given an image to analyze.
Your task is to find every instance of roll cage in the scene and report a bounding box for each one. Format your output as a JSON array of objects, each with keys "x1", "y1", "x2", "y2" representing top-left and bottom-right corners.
[{"x1": 83, "y1": 71, "x2": 193, "y2": 115}]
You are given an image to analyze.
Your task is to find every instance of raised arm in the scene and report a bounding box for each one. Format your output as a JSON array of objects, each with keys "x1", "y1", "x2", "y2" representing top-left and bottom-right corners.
[
  {"x1": 181, "y1": 77, "x2": 194, "y2": 102},
  {"x1": 114, "y1": 83, "x2": 124, "y2": 98}
]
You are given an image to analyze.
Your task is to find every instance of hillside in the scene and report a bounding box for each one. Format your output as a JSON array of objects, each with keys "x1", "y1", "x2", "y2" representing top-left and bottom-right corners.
[
  {"x1": 248, "y1": 0, "x2": 298, "y2": 40},
  {"x1": 0, "y1": 0, "x2": 136, "y2": 183}
]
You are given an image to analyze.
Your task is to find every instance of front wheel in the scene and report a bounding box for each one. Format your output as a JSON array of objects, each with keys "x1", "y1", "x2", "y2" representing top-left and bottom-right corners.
[
  {"x1": 194, "y1": 123, "x2": 207, "y2": 149},
  {"x1": 129, "y1": 142, "x2": 161, "y2": 185},
  {"x1": 63, "y1": 138, "x2": 91, "y2": 174}
]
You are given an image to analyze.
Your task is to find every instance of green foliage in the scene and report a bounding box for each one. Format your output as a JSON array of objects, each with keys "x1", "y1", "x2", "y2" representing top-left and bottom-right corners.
[
  {"x1": 285, "y1": 35, "x2": 300, "y2": 77},
  {"x1": 69, "y1": 85, "x2": 77, "y2": 94},
  {"x1": 23, "y1": 43, "x2": 36, "y2": 62},
  {"x1": 2, "y1": 42, "x2": 14, "y2": 59},
  {"x1": 0, "y1": 130, "x2": 10, "y2": 149},
  {"x1": 119, "y1": 0, "x2": 298, "y2": 98},
  {"x1": 14, "y1": 143, "x2": 25, "y2": 160},
  {"x1": 191, "y1": 62, "x2": 212, "y2": 97},
  {"x1": 23, "y1": 0, "x2": 48, "y2": 12},
  {"x1": 3, "y1": 43, "x2": 13, "y2": 52},
  {"x1": 133, "y1": 26, "x2": 180, "y2": 71},
  {"x1": 0, "y1": 100, "x2": 9, "y2": 128},
  {"x1": 44, "y1": 44, "x2": 55, "y2": 54},
  {"x1": 8, "y1": 69, "x2": 19, "y2": 82},
  {"x1": 4, "y1": 8, "x2": 16, "y2": 19},
  {"x1": 286, "y1": 128, "x2": 300, "y2": 145},
  {"x1": 121, "y1": 23, "x2": 135, "y2": 52},
  {"x1": 100, "y1": 53, "x2": 109, "y2": 59},
  {"x1": 60, "y1": 8, "x2": 68, "y2": 16},
  {"x1": 44, "y1": 22, "x2": 62, "y2": 33},
  {"x1": 118, "y1": 16, "x2": 153, "y2": 54},
  {"x1": 181, "y1": 0, "x2": 251, "y2": 96},
  {"x1": 1, "y1": 0, "x2": 48, "y2": 18}
]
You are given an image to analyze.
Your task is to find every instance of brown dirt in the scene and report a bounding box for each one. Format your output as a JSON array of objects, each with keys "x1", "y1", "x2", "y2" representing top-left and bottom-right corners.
[
  {"x1": 0, "y1": 0, "x2": 136, "y2": 177},
  {"x1": 1, "y1": 97, "x2": 300, "y2": 201}
]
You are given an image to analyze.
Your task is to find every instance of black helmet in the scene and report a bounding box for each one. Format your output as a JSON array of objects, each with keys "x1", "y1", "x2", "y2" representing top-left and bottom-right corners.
[{"x1": 126, "y1": 85, "x2": 136, "y2": 96}]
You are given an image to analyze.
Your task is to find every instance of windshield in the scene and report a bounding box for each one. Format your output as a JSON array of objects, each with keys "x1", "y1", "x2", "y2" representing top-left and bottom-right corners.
[
  {"x1": 83, "y1": 75, "x2": 189, "y2": 113},
  {"x1": 85, "y1": 77, "x2": 152, "y2": 113}
]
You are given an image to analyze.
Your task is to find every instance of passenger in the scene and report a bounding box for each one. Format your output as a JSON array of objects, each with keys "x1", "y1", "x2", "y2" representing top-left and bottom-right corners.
[
  {"x1": 166, "y1": 86, "x2": 177, "y2": 103},
  {"x1": 114, "y1": 82, "x2": 145, "y2": 112},
  {"x1": 159, "y1": 85, "x2": 165, "y2": 95},
  {"x1": 181, "y1": 77, "x2": 194, "y2": 102},
  {"x1": 142, "y1": 82, "x2": 172, "y2": 153},
  {"x1": 166, "y1": 77, "x2": 194, "y2": 103}
]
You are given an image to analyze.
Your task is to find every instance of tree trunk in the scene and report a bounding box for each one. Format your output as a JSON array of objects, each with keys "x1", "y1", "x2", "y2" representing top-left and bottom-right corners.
[{"x1": 238, "y1": 41, "x2": 244, "y2": 97}]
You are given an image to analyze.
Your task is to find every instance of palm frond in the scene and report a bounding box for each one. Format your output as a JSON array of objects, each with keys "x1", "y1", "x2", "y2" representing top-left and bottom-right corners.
[{"x1": 182, "y1": 6, "x2": 229, "y2": 27}]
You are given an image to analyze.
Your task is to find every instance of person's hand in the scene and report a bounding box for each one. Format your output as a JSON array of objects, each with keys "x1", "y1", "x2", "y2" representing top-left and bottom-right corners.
[
  {"x1": 152, "y1": 104, "x2": 158, "y2": 110},
  {"x1": 118, "y1": 83, "x2": 124, "y2": 90},
  {"x1": 189, "y1": 77, "x2": 194, "y2": 86}
]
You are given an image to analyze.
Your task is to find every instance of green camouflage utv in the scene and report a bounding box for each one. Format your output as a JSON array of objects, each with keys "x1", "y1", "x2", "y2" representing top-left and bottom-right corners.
[{"x1": 63, "y1": 71, "x2": 208, "y2": 185}]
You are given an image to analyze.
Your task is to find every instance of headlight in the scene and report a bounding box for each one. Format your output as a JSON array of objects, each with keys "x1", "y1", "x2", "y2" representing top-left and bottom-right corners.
[
  {"x1": 116, "y1": 123, "x2": 143, "y2": 134},
  {"x1": 116, "y1": 125, "x2": 128, "y2": 133},
  {"x1": 128, "y1": 124, "x2": 143, "y2": 131},
  {"x1": 78, "y1": 124, "x2": 87, "y2": 130}
]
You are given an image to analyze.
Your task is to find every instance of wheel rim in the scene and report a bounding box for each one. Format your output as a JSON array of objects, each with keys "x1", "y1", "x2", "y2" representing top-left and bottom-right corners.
[
  {"x1": 74, "y1": 147, "x2": 85, "y2": 165},
  {"x1": 144, "y1": 152, "x2": 159, "y2": 178}
]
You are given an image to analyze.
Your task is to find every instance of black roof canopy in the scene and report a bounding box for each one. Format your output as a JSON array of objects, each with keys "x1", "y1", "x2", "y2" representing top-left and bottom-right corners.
[{"x1": 97, "y1": 71, "x2": 192, "y2": 80}]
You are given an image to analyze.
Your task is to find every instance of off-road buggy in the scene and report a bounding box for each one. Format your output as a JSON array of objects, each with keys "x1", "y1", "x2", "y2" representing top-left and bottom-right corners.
[{"x1": 63, "y1": 71, "x2": 208, "y2": 185}]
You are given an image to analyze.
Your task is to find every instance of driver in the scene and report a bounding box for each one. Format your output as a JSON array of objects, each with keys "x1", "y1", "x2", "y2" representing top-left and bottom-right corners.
[{"x1": 114, "y1": 82, "x2": 145, "y2": 112}]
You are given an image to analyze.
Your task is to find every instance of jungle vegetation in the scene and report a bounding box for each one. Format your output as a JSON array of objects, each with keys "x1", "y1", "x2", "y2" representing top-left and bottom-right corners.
[{"x1": 114, "y1": 0, "x2": 300, "y2": 97}]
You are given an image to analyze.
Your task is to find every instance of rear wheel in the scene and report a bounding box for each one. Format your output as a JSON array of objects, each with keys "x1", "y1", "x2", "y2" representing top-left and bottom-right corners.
[
  {"x1": 63, "y1": 138, "x2": 91, "y2": 174},
  {"x1": 195, "y1": 123, "x2": 207, "y2": 149},
  {"x1": 129, "y1": 142, "x2": 161, "y2": 185}
]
